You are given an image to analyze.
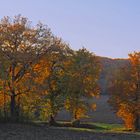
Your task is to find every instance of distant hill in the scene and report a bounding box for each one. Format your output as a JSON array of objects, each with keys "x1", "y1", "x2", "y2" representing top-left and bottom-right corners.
[{"x1": 98, "y1": 57, "x2": 129, "y2": 94}]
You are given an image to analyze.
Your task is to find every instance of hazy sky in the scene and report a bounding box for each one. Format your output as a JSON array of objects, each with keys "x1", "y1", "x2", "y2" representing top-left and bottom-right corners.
[{"x1": 0, "y1": 0, "x2": 140, "y2": 58}]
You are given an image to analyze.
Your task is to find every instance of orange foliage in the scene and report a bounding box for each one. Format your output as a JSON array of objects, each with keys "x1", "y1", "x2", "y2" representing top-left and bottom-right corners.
[
  {"x1": 0, "y1": 93, "x2": 4, "y2": 108},
  {"x1": 117, "y1": 103, "x2": 135, "y2": 129},
  {"x1": 75, "y1": 107, "x2": 88, "y2": 119},
  {"x1": 109, "y1": 51, "x2": 140, "y2": 131}
]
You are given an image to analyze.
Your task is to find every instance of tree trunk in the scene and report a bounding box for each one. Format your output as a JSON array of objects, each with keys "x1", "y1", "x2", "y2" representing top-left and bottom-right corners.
[
  {"x1": 10, "y1": 94, "x2": 17, "y2": 122},
  {"x1": 72, "y1": 110, "x2": 80, "y2": 126},
  {"x1": 3, "y1": 92, "x2": 7, "y2": 121},
  {"x1": 49, "y1": 115, "x2": 56, "y2": 126},
  {"x1": 16, "y1": 96, "x2": 21, "y2": 121},
  {"x1": 3, "y1": 81, "x2": 7, "y2": 121},
  {"x1": 132, "y1": 114, "x2": 139, "y2": 132}
]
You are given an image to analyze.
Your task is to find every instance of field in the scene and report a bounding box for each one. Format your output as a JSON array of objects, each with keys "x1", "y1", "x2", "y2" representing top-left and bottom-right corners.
[
  {"x1": 56, "y1": 95, "x2": 122, "y2": 124},
  {"x1": 0, "y1": 95, "x2": 139, "y2": 140},
  {"x1": 0, "y1": 123, "x2": 139, "y2": 140}
]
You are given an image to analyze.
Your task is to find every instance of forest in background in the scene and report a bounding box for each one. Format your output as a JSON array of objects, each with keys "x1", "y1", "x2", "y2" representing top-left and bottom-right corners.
[{"x1": 99, "y1": 57, "x2": 129, "y2": 94}]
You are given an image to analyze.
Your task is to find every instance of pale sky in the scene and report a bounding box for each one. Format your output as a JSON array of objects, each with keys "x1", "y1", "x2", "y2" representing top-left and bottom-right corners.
[{"x1": 0, "y1": 0, "x2": 140, "y2": 58}]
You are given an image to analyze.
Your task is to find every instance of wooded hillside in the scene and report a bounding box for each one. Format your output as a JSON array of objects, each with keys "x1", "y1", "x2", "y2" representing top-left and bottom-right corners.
[{"x1": 99, "y1": 57, "x2": 129, "y2": 94}]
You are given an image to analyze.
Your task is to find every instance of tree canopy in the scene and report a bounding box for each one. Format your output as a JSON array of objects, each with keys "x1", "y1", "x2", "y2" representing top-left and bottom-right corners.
[
  {"x1": 0, "y1": 15, "x2": 101, "y2": 124},
  {"x1": 108, "y1": 51, "x2": 140, "y2": 131}
]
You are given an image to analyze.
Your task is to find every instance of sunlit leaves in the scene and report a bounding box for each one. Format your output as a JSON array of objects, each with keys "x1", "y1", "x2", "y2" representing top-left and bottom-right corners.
[
  {"x1": 64, "y1": 48, "x2": 101, "y2": 120},
  {"x1": 109, "y1": 51, "x2": 140, "y2": 131},
  {"x1": 0, "y1": 15, "x2": 101, "y2": 123},
  {"x1": 0, "y1": 15, "x2": 54, "y2": 120}
]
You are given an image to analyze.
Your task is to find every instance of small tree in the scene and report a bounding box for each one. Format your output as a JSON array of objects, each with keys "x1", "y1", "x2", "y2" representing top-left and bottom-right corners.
[
  {"x1": 64, "y1": 48, "x2": 101, "y2": 124},
  {"x1": 108, "y1": 52, "x2": 140, "y2": 131},
  {"x1": 31, "y1": 38, "x2": 72, "y2": 124}
]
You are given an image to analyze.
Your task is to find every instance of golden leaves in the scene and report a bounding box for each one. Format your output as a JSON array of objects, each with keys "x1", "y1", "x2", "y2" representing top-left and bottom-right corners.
[
  {"x1": 91, "y1": 103, "x2": 97, "y2": 111},
  {"x1": 117, "y1": 103, "x2": 135, "y2": 129},
  {"x1": 109, "y1": 52, "x2": 140, "y2": 130}
]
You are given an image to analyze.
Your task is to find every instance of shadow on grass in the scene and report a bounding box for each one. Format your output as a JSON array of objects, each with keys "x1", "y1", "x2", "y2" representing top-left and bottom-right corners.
[{"x1": 49, "y1": 122, "x2": 109, "y2": 131}]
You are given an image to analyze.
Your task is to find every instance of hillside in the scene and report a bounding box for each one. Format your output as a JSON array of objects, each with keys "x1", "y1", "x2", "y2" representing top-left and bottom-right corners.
[{"x1": 99, "y1": 57, "x2": 129, "y2": 94}]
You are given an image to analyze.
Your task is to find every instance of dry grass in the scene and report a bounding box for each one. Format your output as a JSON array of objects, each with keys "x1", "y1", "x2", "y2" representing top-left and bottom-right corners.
[{"x1": 0, "y1": 123, "x2": 139, "y2": 140}]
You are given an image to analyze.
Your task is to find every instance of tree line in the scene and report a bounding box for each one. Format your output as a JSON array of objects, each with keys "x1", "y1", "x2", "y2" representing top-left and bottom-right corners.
[{"x1": 0, "y1": 15, "x2": 139, "y2": 131}]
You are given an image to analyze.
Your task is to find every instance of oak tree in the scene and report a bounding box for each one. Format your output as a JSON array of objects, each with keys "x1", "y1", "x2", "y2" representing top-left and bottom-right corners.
[{"x1": 0, "y1": 15, "x2": 53, "y2": 121}]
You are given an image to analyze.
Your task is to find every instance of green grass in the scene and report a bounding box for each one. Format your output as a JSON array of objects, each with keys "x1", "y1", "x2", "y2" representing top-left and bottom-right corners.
[
  {"x1": 75, "y1": 122, "x2": 123, "y2": 132},
  {"x1": 34, "y1": 121, "x2": 140, "y2": 135},
  {"x1": 56, "y1": 121, "x2": 140, "y2": 135},
  {"x1": 86, "y1": 122, "x2": 123, "y2": 131}
]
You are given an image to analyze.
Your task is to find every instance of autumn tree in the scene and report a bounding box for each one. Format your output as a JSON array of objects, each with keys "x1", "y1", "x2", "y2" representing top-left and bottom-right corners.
[
  {"x1": 108, "y1": 51, "x2": 140, "y2": 131},
  {"x1": 0, "y1": 15, "x2": 54, "y2": 121},
  {"x1": 31, "y1": 38, "x2": 72, "y2": 125},
  {"x1": 64, "y1": 48, "x2": 101, "y2": 125}
]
